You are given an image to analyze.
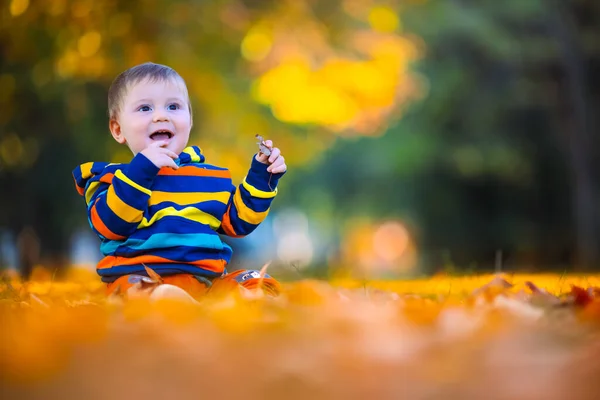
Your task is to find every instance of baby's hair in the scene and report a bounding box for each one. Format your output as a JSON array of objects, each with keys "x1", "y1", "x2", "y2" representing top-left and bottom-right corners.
[{"x1": 108, "y1": 62, "x2": 192, "y2": 121}]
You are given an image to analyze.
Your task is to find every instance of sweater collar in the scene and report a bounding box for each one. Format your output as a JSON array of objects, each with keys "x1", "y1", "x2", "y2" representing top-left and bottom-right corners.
[{"x1": 177, "y1": 146, "x2": 205, "y2": 165}]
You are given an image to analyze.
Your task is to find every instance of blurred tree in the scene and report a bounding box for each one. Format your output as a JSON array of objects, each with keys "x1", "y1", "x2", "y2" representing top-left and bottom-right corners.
[
  {"x1": 283, "y1": 0, "x2": 600, "y2": 271},
  {"x1": 1, "y1": 0, "x2": 598, "y2": 275}
]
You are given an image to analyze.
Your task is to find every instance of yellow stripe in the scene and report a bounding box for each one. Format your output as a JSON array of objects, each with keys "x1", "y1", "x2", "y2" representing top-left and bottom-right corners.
[
  {"x1": 233, "y1": 190, "x2": 269, "y2": 224},
  {"x1": 242, "y1": 178, "x2": 277, "y2": 199},
  {"x1": 85, "y1": 181, "x2": 102, "y2": 205},
  {"x1": 80, "y1": 162, "x2": 93, "y2": 179},
  {"x1": 114, "y1": 170, "x2": 151, "y2": 196},
  {"x1": 150, "y1": 191, "x2": 230, "y2": 206},
  {"x1": 106, "y1": 187, "x2": 144, "y2": 223},
  {"x1": 183, "y1": 147, "x2": 201, "y2": 162},
  {"x1": 138, "y1": 206, "x2": 221, "y2": 230}
]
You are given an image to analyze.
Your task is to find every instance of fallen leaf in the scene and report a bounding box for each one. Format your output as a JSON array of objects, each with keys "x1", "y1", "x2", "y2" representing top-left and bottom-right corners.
[
  {"x1": 525, "y1": 281, "x2": 561, "y2": 307},
  {"x1": 570, "y1": 285, "x2": 593, "y2": 307},
  {"x1": 470, "y1": 275, "x2": 514, "y2": 303},
  {"x1": 143, "y1": 264, "x2": 164, "y2": 284}
]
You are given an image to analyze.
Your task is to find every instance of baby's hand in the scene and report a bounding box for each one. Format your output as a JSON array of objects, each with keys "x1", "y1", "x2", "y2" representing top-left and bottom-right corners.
[
  {"x1": 140, "y1": 141, "x2": 179, "y2": 170},
  {"x1": 255, "y1": 139, "x2": 287, "y2": 174}
]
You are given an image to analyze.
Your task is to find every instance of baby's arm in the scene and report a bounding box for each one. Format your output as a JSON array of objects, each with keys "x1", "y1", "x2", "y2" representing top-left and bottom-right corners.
[
  {"x1": 84, "y1": 154, "x2": 160, "y2": 240},
  {"x1": 218, "y1": 157, "x2": 285, "y2": 238}
]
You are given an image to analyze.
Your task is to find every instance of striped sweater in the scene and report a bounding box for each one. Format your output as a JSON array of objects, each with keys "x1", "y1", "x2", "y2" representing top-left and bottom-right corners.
[{"x1": 72, "y1": 146, "x2": 283, "y2": 282}]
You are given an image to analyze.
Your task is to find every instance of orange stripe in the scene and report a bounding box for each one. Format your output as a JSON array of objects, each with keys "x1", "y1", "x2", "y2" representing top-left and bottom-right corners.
[
  {"x1": 158, "y1": 166, "x2": 231, "y2": 178},
  {"x1": 100, "y1": 173, "x2": 114, "y2": 184},
  {"x1": 74, "y1": 177, "x2": 85, "y2": 195},
  {"x1": 98, "y1": 255, "x2": 225, "y2": 273},
  {"x1": 90, "y1": 200, "x2": 126, "y2": 240},
  {"x1": 220, "y1": 206, "x2": 243, "y2": 238},
  {"x1": 98, "y1": 255, "x2": 175, "y2": 270}
]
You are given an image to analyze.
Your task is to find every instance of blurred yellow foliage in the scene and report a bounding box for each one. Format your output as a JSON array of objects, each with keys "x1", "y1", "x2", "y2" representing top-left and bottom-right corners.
[
  {"x1": 248, "y1": 3, "x2": 422, "y2": 136},
  {"x1": 9, "y1": 0, "x2": 29, "y2": 17},
  {"x1": 242, "y1": 27, "x2": 273, "y2": 62},
  {"x1": 77, "y1": 31, "x2": 102, "y2": 58},
  {"x1": 368, "y1": 6, "x2": 400, "y2": 33}
]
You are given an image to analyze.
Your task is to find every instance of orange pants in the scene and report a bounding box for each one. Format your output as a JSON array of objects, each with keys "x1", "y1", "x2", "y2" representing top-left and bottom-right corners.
[{"x1": 106, "y1": 269, "x2": 281, "y2": 299}]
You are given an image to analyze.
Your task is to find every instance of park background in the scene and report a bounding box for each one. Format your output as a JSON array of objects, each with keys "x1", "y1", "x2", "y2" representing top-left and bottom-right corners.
[{"x1": 1, "y1": 0, "x2": 599, "y2": 281}]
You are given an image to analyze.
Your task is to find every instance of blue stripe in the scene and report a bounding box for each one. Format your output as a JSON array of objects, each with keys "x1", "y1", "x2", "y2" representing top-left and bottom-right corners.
[
  {"x1": 188, "y1": 163, "x2": 226, "y2": 171},
  {"x1": 152, "y1": 176, "x2": 233, "y2": 193},
  {"x1": 91, "y1": 162, "x2": 113, "y2": 175},
  {"x1": 228, "y1": 203, "x2": 259, "y2": 236},
  {"x1": 113, "y1": 175, "x2": 151, "y2": 209},
  {"x1": 137, "y1": 218, "x2": 218, "y2": 236},
  {"x1": 237, "y1": 185, "x2": 272, "y2": 213}
]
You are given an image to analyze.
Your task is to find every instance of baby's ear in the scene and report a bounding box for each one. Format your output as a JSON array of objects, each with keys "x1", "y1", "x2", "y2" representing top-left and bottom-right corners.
[{"x1": 109, "y1": 119, "x2": 126, "y2": 144}]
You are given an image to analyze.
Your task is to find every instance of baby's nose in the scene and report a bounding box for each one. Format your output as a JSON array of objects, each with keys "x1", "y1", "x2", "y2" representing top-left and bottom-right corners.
[{"x1": 152, "y1": 109, "x2": 169, "y2": 122}]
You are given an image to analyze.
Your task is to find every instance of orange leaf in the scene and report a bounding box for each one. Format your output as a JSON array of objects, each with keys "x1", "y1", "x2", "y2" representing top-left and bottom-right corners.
[
  {"x1": 524, "y1": 281, "x2": 561, "y2": 307},
  {"x1": 143, "y1": 264, "x2": 164, "y2": 284},
  {"x1": 470, "y1": 275, "x2": 514, "y2": 302},
  {"x1": 571, "y1": 285, "x2": 593, "y2": 307}
]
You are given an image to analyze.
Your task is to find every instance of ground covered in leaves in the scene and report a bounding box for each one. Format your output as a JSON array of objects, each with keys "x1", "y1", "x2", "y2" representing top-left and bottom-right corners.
[{"x1": 3, "y1": 270, "x2": 600, "y2": 400}]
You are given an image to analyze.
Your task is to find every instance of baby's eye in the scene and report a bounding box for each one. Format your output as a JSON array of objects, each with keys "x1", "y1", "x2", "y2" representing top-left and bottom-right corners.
[
  {"x1": 138, "y1": 105, "x2": 151, "y2": 112},
  {"x1": 168, "y1": 103, "x2": 181, "y2": 111}
]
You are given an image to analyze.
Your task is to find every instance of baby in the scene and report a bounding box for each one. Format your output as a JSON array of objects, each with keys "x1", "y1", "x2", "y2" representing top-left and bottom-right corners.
[{"x1": 72, "y1": 62, "x2": 286, "y2": 299}]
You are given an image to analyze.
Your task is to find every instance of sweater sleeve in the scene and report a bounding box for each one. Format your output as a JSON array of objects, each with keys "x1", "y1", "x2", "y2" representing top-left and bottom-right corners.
[
  {"x1": 84, "y1": 154, "x2": 160, "y2": 240},
  {"x1": 218, "y1": 157, "x2": 285, "y2": 238}
]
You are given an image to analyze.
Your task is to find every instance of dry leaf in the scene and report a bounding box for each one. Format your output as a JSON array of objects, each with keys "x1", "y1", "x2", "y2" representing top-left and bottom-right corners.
[
  {"x1": 525, "y1": 281, "x2": 561, "y2": 307},
  {"x1": 256, "y1": 261, "x2": 271, "y2": 290},
  {"x1": 570, "y1": 285, "x2": 593, "y2": 307},
  {"x1": 255, "y1": 134, "x2": 271, "y2": 156},
  {"x1": 470, "y1": 275, "x2": 514, "y2": 301},
  {"x1": 143, "y1": 264, "x2": 164, "y2": 284}
]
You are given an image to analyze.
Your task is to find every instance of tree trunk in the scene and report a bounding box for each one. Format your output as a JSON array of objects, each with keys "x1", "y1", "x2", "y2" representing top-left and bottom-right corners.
[{"x1": 549, "y1": 0, "x2": 598, "y2": 268}]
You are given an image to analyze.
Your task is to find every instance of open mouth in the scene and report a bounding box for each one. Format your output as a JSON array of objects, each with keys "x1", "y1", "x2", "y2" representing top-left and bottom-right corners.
[{"x1": 149, "y1": 130, "x2": 174, "y2": 141}]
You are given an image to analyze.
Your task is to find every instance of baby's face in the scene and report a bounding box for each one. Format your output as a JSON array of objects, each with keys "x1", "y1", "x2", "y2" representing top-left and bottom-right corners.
[{"x1": 111, "y1": 78, "x2": 192, "y2": 155}]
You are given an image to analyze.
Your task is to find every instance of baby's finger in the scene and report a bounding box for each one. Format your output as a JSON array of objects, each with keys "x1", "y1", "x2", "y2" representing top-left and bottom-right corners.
[
  {"x1": 269, "y1": 163, "x2": 287, "y2": 174},
  {"x1": 256, "y1": 152, "x2": 269, "y2": 163},
  {"x1": 264, "y1": 139, "x2": 273, "y2": 149},
  {"x1": 166, "y1": 157, "x2": 179, "y2": 170},
  {"x1": 150, "y1": 140, "x2": 169, "y2": 148},
  {"x1": 268, "y1": 147, "x2": 280, "y2": 164},
  {"x1": 267, "y1": 156, "x2": 285, "y2": 172},
  {"x1": 161, "y1": 148, "x2": 180, "y2": 159}
]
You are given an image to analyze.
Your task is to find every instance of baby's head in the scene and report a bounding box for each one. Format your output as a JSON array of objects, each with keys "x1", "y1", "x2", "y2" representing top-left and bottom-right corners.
[{"x1": 108, "y1": 62, "x2": 192, "y2": 155}]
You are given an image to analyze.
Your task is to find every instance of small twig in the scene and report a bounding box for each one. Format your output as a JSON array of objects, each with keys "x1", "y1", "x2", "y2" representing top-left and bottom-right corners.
[
  {"x1": 257, "y1": 261, "x2": 272, "y2": 290},
  {"x1": 289, "y1": 261, "x2": 302, "y2": 276},
  {"x1": 495, "y1": 250, "x2": 503, "y2": 274},
  {"x1": 30, "y1": 293, "x2": 50, "y2": 308}
]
